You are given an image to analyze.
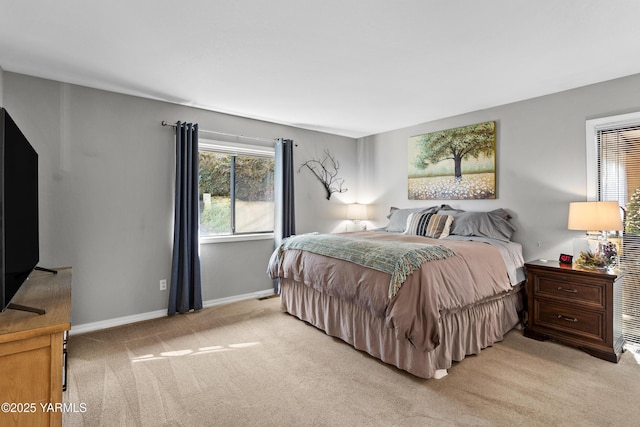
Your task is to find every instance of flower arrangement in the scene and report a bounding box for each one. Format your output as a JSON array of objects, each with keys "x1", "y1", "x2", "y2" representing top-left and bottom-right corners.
[{"x1": 576, "y1": 241, "x2": 618, "y2": 269}]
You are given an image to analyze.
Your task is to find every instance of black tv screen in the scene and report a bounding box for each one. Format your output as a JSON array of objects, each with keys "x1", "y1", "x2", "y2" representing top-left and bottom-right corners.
[{"x1": 0, "y1": 107, "x2": 39, "y2": 311}]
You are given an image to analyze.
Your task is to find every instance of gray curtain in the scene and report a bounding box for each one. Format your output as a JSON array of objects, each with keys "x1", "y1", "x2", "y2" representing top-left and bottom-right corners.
[
  {"x1": 168, "y1": 122, "x2": 203, "y2": 315},
  {"x1": 274, "y1": 138, "x2": 296, "y2": 293}
]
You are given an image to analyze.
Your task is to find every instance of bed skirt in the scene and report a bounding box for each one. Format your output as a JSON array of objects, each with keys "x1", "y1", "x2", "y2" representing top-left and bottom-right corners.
[{"x1": 280, "y1": 278, "x2": 524, "y2": 379}]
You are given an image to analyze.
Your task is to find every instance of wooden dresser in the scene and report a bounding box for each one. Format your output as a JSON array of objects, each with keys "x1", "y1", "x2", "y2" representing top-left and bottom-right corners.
[
  {"x1": 0, "y1": 268, "x2": 71, "y2": 427},
  {"x1": 524, "y1": 260, "x2": 624, "y2": 362}
]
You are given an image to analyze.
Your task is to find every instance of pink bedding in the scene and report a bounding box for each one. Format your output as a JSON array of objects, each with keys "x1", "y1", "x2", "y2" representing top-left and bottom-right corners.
[{"x1": 268, "y1": 231, "x2": 515, "y2": 352}]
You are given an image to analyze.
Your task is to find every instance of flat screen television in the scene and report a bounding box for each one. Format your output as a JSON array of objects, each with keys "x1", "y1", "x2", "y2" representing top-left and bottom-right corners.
[{"x1": 0, "y1": 107, "x2": 39, "y2": 312}]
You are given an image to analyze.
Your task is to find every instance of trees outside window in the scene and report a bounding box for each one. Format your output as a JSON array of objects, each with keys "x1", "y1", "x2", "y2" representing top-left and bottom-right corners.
[{"x1": 198, "y1": 142, "x2": 274, "y2": 237}]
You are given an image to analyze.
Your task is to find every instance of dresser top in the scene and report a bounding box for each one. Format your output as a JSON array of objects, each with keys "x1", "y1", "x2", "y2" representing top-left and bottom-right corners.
[
  {"x1": 0, "y1": 268, "x2": 71, "y2": 342},
  {"x1": 525, "y1": 259, "x2": 622, "y2": 279}
]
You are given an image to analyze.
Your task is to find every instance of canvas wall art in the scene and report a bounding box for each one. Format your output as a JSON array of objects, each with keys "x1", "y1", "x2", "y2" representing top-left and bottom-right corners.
[{"x1": 408, "y1": 121, "x2": 496, "y2": 200}]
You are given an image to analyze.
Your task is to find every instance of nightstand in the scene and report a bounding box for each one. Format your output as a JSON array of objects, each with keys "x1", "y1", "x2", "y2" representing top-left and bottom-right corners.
[{"x1": 524, "y1": 259, "x2": 624, "y2": 362}]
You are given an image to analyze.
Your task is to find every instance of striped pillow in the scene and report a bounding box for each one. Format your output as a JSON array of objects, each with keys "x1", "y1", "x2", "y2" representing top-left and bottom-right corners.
[{"x1": 404, "y1": 213, "x2": 453, "y2": 239}]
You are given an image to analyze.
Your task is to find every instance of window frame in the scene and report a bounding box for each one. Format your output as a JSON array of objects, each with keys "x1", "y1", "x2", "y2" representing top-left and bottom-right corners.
[
  {"x1": 198, "y1": 138, "x2": 275, "y2": 244},
  {"x1": 585, "y1": 112, "x2": 640, "y2": 200}
]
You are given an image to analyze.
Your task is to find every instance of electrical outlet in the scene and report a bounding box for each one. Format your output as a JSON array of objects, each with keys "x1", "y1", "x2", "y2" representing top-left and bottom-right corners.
[{"x1": 159, "y1": 279, "x2": 167, "y2": 291}]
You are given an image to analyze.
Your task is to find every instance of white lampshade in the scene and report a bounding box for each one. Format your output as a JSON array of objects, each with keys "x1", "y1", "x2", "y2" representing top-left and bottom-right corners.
[
  {"x1": 568, "y1": 201, "x2": 623, "y2": 231},
  {"x1": 346, "y1": 203, "x2": 368, "y2": 221}
]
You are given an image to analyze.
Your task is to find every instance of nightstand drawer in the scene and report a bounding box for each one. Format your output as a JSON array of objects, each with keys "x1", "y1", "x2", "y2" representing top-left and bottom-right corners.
[
  {"x1": 534, "y1": 275, "x2": 604, "y2": 308},
  {"x1": 534, "y1": 300, "x2": 604, "y2": 341},
  {"x1": 524, "y1": 259, "x2": 623, "y2": 362}
]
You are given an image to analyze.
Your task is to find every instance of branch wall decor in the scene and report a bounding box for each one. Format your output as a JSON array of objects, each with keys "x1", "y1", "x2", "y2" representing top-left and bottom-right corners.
[{"x1": 299, "y1": 149, "x2": 347, "y2": 200}]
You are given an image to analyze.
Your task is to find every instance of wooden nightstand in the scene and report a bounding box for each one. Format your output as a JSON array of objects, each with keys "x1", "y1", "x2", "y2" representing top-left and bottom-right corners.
[{"x1": 524, "y1": 259, "x2": 624, "y2": 362}]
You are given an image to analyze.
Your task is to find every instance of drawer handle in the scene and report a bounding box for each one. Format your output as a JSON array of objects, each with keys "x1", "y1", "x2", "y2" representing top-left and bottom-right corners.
[
  {"x1": 557, "y1": 314, "x2": 578, "y2": 322},
  {"x1": 557, "y1": 286, "x2": 578, "y2": 293}
]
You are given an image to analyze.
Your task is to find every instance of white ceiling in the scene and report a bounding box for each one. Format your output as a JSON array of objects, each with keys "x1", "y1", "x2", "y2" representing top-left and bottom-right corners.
[{"x1": 2, "y1": 1, "x2": 640, "y2": 138}]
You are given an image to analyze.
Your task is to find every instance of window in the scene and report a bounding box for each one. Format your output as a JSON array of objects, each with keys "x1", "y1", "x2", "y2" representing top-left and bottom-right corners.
[
  {"x1": 199, "y1": 139, "x2": 274, "y2": 240},
  {"x1": 587, "y1": 113, "x2": 640, "y2": 346}
]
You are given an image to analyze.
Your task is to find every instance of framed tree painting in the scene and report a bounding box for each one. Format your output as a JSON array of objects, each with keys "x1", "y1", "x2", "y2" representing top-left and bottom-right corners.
[{"x1": 408, "y1": 121, "x2": 496, "y2": 200}]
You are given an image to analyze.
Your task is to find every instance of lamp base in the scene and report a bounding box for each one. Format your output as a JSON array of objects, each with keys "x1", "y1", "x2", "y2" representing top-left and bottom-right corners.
[
  {"x1": 574, "y1": 237, "x2": 620, "y2": 270},
  {"x1": 573, "y1": 237, "x2": 598, "y2": 257}
]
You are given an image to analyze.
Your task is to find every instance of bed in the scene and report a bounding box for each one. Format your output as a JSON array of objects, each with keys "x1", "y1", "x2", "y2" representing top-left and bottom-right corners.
[{"x1": 267, "y1": 206, "x2": 526, "y2": 379}]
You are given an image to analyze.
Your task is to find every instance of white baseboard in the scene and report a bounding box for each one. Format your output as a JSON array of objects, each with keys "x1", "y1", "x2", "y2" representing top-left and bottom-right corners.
[{"x1": 69, "y1": 288, "x2": 276, "y2": 336}]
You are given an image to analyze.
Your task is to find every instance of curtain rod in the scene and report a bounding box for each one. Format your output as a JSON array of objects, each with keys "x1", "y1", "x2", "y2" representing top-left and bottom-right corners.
[{"x1": 161, "y1": 121, "x2": 277, "y2": 144}]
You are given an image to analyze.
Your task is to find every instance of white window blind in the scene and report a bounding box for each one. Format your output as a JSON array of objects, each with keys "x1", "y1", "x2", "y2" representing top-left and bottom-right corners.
[{"x1": 597, "y1": 124, "x2": 640, "y2": 345}]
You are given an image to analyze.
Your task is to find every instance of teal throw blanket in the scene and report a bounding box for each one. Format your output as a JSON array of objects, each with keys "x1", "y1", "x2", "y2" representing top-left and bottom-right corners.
[{"x1": 278, "y1": 234, "x2": 456, "y2": 299}]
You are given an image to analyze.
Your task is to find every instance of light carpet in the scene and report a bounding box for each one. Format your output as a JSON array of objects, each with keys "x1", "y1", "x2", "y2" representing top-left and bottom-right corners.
[{"x1": 64, "y1": 296, "x2": 640, "y2": 426}]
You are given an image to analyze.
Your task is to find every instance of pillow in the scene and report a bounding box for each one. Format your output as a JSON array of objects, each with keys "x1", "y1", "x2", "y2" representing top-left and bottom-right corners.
[
  {"x1": 404, "y1": 212, "x2": 454, "y2": 239},
  {"x1": 386, "y1": 206, "x2": 438, "y2": 233},
  {"x1": 437, "y1": 204, "x2": 465, "y2": 213},
  {"x1": 438, "y1": 208, "x2": 516, "y2": 241}
]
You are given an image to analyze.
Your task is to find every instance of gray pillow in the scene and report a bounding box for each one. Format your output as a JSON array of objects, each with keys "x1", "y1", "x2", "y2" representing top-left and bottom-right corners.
[
  {"x1": 386, "y1": 206, "x2": 438, "y2": 233},
  {"x1": 439, "y1": 208, "x2": 516, "y2": 241}
]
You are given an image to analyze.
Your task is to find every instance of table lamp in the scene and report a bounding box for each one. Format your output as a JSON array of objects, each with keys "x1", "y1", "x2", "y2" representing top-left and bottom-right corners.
[
  {"x1": 346, "y1": 203, "x2": 368, "y2": 230},
  {"x1": 568, "y1": 201, "x2": 623, "y2": 268}
]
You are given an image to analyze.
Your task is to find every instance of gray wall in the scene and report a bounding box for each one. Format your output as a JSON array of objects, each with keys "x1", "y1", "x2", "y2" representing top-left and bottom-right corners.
[
  {"x1": 4, "y1": 72, "x2": 357, "y2": 326},
  {"x1": 7, "y1": 69, "x2": 640, "y2": 326},
  {"x1": 359, "y1": 73, "x2": 640, "y2": 261}
]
